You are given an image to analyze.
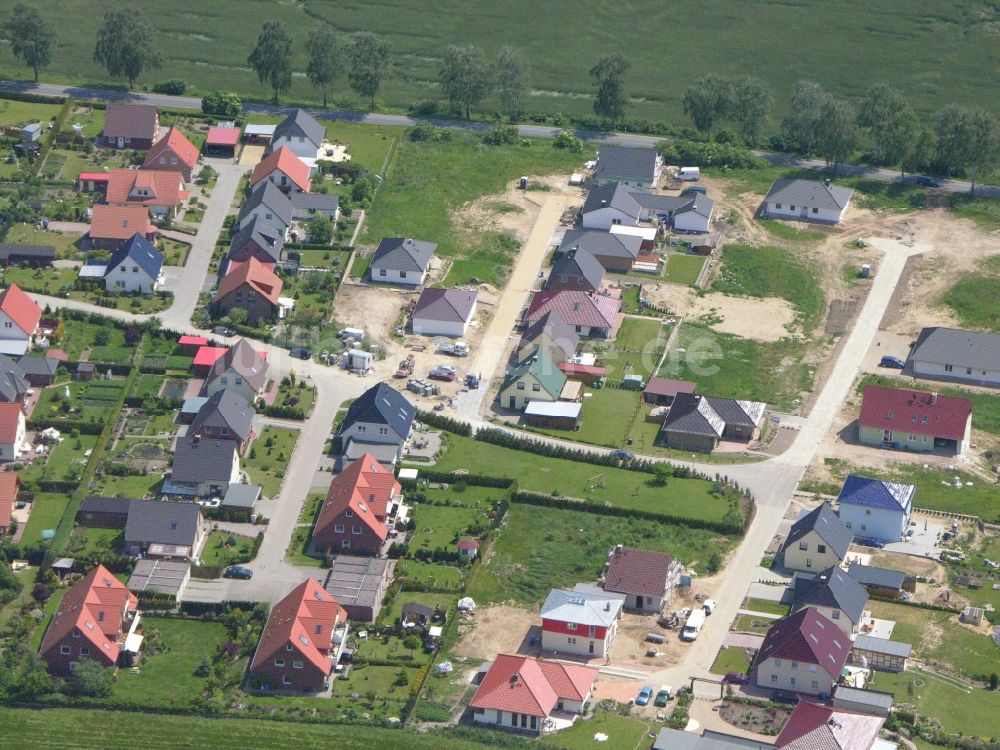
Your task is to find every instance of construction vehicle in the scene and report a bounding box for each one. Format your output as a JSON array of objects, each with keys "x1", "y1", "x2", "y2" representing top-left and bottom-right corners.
[
  {"x1": 394, "y1": 355, "x2": 415, "y2": 379},
  {"x1": 465, "y1": 373, "x2": 480, "y2": 390},
  {"x1": 437, "y1": 340, "x2": 469, "y2": 357}
]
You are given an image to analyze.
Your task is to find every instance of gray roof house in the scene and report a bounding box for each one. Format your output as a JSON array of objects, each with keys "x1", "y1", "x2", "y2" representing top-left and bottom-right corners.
[
  {"x1": 653, "y1": 727, "x2": 772, "y2": 750},
  {"x1": 0, "y1": 355, "x2": 29, "y2": 403},
  {"x1": 908, "y1": 326, "x2": 1000, "y2": 388},
  {"x1": 660, "y1": 393, "x2": 766, "y2": 453},
  {"x1": 123, "y1": 499, "x2": 204, "y2": 559},
  {"x1": 592, "y1": 146, "x2": 661, "y2": 192},
  {"x1": 103, "y1": 234, "x2": 163, "y2": 294},
  {"x1": 547, "y1": 249, "x2": 605, "y2": 292},
  {"x1": 228, "y1": 216, "x2": 285, "y2": 264},
  {"x1": 791, "y1": 566, "x2": 869, "y2": 632},
  {"x1": 271, "y1": 109, "x2": 325, "y2": 157},
  {"x1": 15, "y1": 355, "x2": 59, "y2": 385},
  {"x1": 237, "y1": 181, "x2": 293, "y2": 233},
  {"x1": 167, "y1": 437, "x2": 241, "y2": 499},
  {"x1": 580, "y1": 182, "x2": 642, "y2": 231},
  {"x1": 204, "y1": 339, "x2": 270, "y2": 404},
  {"x1": 515, "y1": 311, "x2": 580, "y2": 365},
  {"x1": 762, "y1": 179, "x2": 854, "y2": 224},
  {"x1": 848, "y1": 563, "x2": 906, "y2": 595},
  {"x1": 337, "y1": 382, "x2": 415, "y2": 470},
  {"x1": 410, "y1": 287, "x2": 478, "y2": 337},
  {"x1": 289, "y1": 192, "x2": 340, "y2": 222},
  {"x1": 188, "y1": 388, "x2": 256, "y2": 447},
  {"x1": 780, "y1": 502, "x2": 853, "y2": 572},
  {"x1": 559, "y1": 229, "x2": 642, "y2": 273},
  {"x1": 369, "y1": 238, "x2": 437, "y2": 285}
]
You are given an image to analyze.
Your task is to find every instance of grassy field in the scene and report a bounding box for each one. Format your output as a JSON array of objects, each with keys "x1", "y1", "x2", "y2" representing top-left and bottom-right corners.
[
  {"x1": 20, "y1": 492, "x2": 70, "y2": 543},
  {"x1": 611, "y1": 316, "x2": 663, "y2": 354},
  {"x1": 875, "y1": 668, "x2": 1000, "y2": 738},
  {"x1": 363, "y1": 132, "x2": 586, "y2": 286},
  {"x1": 540, "y1": 710, "x2": 650, "y2": 750},
  {"x1": 758, "y1": 219, "x2": 827, "y2": 243},
  {"x1": 34, "y1": 379, "x2": 128, "y2": 422},
  {"x1": 663, "y1": 253, "x2": 706, "y2": 286},
  {"x1": 941, "y1": 254, "x2": 1000, "y2": 331},
  {"x1": 950, "y1": 195, "x2": 1000, "y2": 231},
  {"x1": 743, "y1": 598, "x2": 790, "y2": 616},
  {"x1": 529, "y1": 387, "x2": 642, "y2": 449},
  {"x1": 465, "y1": 503, "x2": 736, "y2": 604},
  {"x1": 409, "y1": 504, "x2": 486, "y2": 553},
  {"x1": 0, "y1": 98, "x2": 61, "y2": 126},
  {"x1": 17, "y1": 434, "x2": 98, "y2": 487},
  {"x1": 244, "y1": 426, "x2": 299, "y2": 496},
  {"x1": 394, "y1": 559, "x2": 463, "y2": 591},
  {"x1": 3, "y1": 223, "x2": 83, "y2": 257},
  {"x1": 732, "y1": 614, "x2": 776, "y2": 635},
  {"x1": 710, "y1": 646, "x2": 751, "y2": 676}
]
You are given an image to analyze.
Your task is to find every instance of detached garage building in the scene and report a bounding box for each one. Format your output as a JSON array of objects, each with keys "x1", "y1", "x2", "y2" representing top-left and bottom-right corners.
[
  {"x1": 410, "y1": 288, "x2": 477, "y2": 337},
  {"x1": 849, "y1": 634, "x2": 911, "y2": 672}
]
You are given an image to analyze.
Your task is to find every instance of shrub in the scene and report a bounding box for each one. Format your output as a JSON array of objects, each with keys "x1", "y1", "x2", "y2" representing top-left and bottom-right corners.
[
  {"x1": 483, "y1": 123, "x2": 519, "y2": 146},
  {"x1": 201, "y1": 91, "x2": 242, "y2": 118},
  {"x1": 554, "y1": 130, "x2": 584, "y2": 152},
  {"x1": 151, "y1": 79, "x2": 187, "y2": 95}
]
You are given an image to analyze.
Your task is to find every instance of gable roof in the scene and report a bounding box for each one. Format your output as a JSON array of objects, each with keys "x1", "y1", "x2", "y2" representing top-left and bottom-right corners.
[
  {"x1": 501, "y1": 348, "x2": 566, "y2": 398},
  {"x1": 662, "y1": 393, "x2": 765, "y2": 438},
  {"x1": 206, "y1": 339, "x2": 270, "y2": 393},
  {"x1": 560, "y1": 229, "x2": 642, "y2": 261},
  {"x1": 412, "y1": 287, "x2": 478, "y2": 324},
  {"x1": 171, "y1": 436, "x2": 238, "y2": 483},
  {"x1": 0, "y1": 472, "x2": 17, "y2": 528},
  {"x1": 205, "y1": 125, "x2": 241, "y2": 146},
  {"x1": 239, "y1": 181, "x2": 294, "y2": 228},
  {"x1": 250, "y1": 146, "x2": 310, "y2": 192},
  {"x1": 909, "y1": 326, "x2": 1000, "y2": 372},
  {"x1": 792, "y1": 567, "x2": 869, "y2": 625},
  {"x1": 541, "y1": 587, "x2": 623, "y2": 627},
  {"x1": 188, "y1": 388, "x2": 256, "y2": 443},
  {"x1": 519, "y1": 311, "x2": 579, "y2": 362},
  {"x1": 103, "y1": 104, "x2": 158, "y2": 140},
  {"x1": 289, "y1": 192, "x2": 340, "y2": 212},
  {"x1": 104, "y1": 234, "x2": 164, "y2": 280},
  {"x1": 340, "y1": 382, "x2": 414, "y2": 439},
  {"x1": 40, "y1": 564, "x2": 137, "y2": 663},
  {"x1": 675, "y1": 193, "x2": 715, "y2": 219},
  {"x1": 144, "y1": 127, "x2": 199, "y2": 171},
  {"x1": 230, "y1": 216, "x2": 284, "y2": 263},
  {"x1": 581, "y1": 182, "x2": 641, "y2": 219},
  {"x1": 16, "y1": 355, "x2": 59, "y2": 379},
  {"x1": 837, "y1": 475, "x2": 914, "y2": 514},
  {"x1": 643, "y1": 377, "x2": 697, "y2": 399},
  {"x1": 549, "y1": 248, "x2": 605, "y2": 290},
  {"x1": 0, "y1": 402, "x2": 23, "y2": 443},
  {"x1": 752, "y1": 608, "x2": 850, "y2": 679},
  {"x1": 0, "y1": 354, "x2": 29, "y2": 402},
  {"x1": 785, "y1": 503, "x2": 852, "y2": 560},
  {"x1": 859, "y1": 385, "x2": 972, "y2": 441},
  {"x1": 776, "y1": 701, "x2": 885, "y2": 750},
  {"x1": 470, "y1": 654, "x2": 598, "y2": 718},
  {"x1": 764, "y1": 179, "x2": 854, "y2": 211},
  {"x1": 78, "y1": 495, "x2": 133, "y2": 517},
  {"x1": 594, "y1": 146, "x2": 658, "y2": 184},
  {"x1": 370, "y1": 238, "x2": 437, "y2": 274},
  {"x1": 251, "y1": 578, "x2": 347, "y2": 677},
  {"x1": 124, "y1": 499, "x2": 202, "y2": 547},
  {"x1": 526, "y1": 290, "x2": 621, "y2": 330},
  {"x1": 90, "y1": 205, "x2": 155, "y2": 242},
  {"x1": 106, "y1": 168, "x2": 185, "y2": 207},
  {"x1": 847, "y1": 563, "x2": 905, "y2": 591},
  {"x1": 273, "y1": 109, "x2": 325, "y2": 149},
  {"x1": 604, "y1": 546, "x2": 674, "y2": 598},
  {"x1": 628, "y1": 191, "x2": 690, "y2": 212},
  {"x1": 216, "y1": 257, "x2": 283, "y2": 305},
  {"x1": 0, "y1": 243, "x2": 55, "y2": 262},
  {"x1": 0, "y1": 283, "x2": 41, "y2": 335},
  {"x1": 315, "y1": 452, "x2": 400, "y2": 542}
]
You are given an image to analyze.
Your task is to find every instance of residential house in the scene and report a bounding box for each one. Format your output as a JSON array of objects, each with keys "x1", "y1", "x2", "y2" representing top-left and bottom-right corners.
[
  {"x1": 775, "y1": 701, "x2": 885, "y2": 750},
  {"x1": 580, "y1": 183, "x2": 641, "y2": 231},
  {"x1": 547, "y1": 249, "x2": 604, "y2": 292},
  {"x1": 858, "y1": 384, "x2": 972, "y2": 456},
  {"x1": 470, "y1": 654, "x2": 598, "y2": 735},
  {"x1": 401, "y1": 602, "x2": 434, "y2": 627},
  {"x1": 270, "y1": 109, "x2": 325, "y2": 159},
  {"x1": 228, "y1": 216, "x2": 285, "y2": 265},
  {"x1": 837, "y1": 474, "x2": 915, "y2": 543},
  {"x1": 38, "y1": 564, "x2": 140, "y2": 675},
  {"x1": 762, "y1": 179, "x2": 854, "y2": 224},
  {"x1": 499, "y1": 349, "x2": 566, "y2": 411},
  {"x1": 848, "y1": 563, "x2": 906, "y2": 599},
  {"x1": 642, "y1": 377, "x2": 696, "y2": 406},
  {"x1": 752, "y1": 608, "x2": 850, "y2": 696},
  {"x1": 167, "y1": 437, "x2": 240, "y2": 498},
  {"x1": 237, "y1": 181, "x2": 293, "y2": 235},
  {"x1": 0, "y1": 402, "x2": 25, "y2": 462},
  {"x1": 312, "y1": 453, "x2": 402, "y2": 557},
  {"x1": 0, "y1": 472, "x2": 17, "y2": 536},
  {"x1": 410, "y1": 288, "x2": 478, "y2": 337},
  {"x1": 660, "y1": 393, "x2": 766, "y2": 453},
  {"x1": 457, "y1": 538, "x2": 479, "y2": 559},
  {"x1": 652, "y1": 728, "x2": 772, "y2": 750},
  {"x1": 0, "y1": 354, "x2": 30, "y2": 404},
  {"x1": 105, "y1": 168, "x2": 186, "y2": 219},
  {"x1": 780, "y1": 502, "x2": 852, "y2": 573},
  {"x1": 0, "y1": 242, "x2": 55, "y2": 267},
  {"x1": 849, "y1": 635, "x2": 911, "y2": 673},
  {"x1": 335, "y1": 382, "x2": 415, "y2": 470},
  {"x1": 791, "y1": 566, "x2": 869, "y2": 635},
  {"x1": 602, "y1": 545, "x2": 683, "y2": 613},
  {"x1": 591, "y1": 146, "x2": 662, "y2": 192},
  {"x1": 0, "y1": 282, "x2": 41, "y2": 355},
  {"x1": 187, "y1": 388, "x2": 256, "y2": 451},
  {"x1": 75, "y1": 496, "x2": 132, "y2": 529},
  {"x1": 88, "y1": 205, "x2": 156, "y2": 251},
  {"x1": 203, "y1": 339, "x2": 270, "y2": 404},
  {"x1": 907, "y1": 326, "x2": 1000, "y2": 388},
  {"x1": 213, "y1": 258, "x2": 283, "y2": 325},
  {"x1": 540, "y1": 587, "x2": 624, "y2": 658},
  {"x1": 525, "y1": 290, "x2": 621, "y2": 338},
  {"x1": 249, "y1": 146, "x2": 310, "y2": 194},
  {"x1": 290, "y1": 192, "x2": 340, "y2": 223},
  {"x1": 249, "y1": 578, "x2": 349, "y2": 693},
  {"x1": 369, "y1": 238, "x2": 436, "y2": 286},
  {"x1": 322, "y1": 555, "x2": 393, "y2": 622},
  {"x1": 15, "y1": 355, "x2": 59, "y2": 387},
  {"x1": 514, "y1": 311, "x2": 579, "y2": 366},
  {"x1": 101, "y1": 104, "x2": 159, "y2": 150},
  {"x1": 673, "y1": 193, "x2": 715, "y2": 234},
  {"x1": 143, "y1": 127, "x2": 199, "y2": 181},
  {"x1": 558, "y1": 229, "x2": 642, "y2": 274},
  {"x1": 102, "y1": 233, "x2": 163, "y2": 294},
  {"x1": 627, "y1": 192, "x2": 689, "y2": 223},
  {"x1": 123, "y1": 499, "x2": 205, "y2": 560}
]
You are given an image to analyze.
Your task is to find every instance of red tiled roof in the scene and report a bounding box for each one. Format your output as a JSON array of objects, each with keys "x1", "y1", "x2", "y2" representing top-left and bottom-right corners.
[
  {"x1": 776, "y1": 701, "x2": 885, "y2": 750},
  {"x1": 192, "y1": 346, "x2": 228, "y2": 368},
  {"x1": 145, "y1": 127, "x2": 199, "y2": 171},
  {"x1": 250, "y1": 578, "x2": 347, "y2": 677},
  {"x1": 558, "y1": 362, "x2": 606, "y2": 377},
  {"x1": 752, "y1": 608, "x2": 850, "y2": 679},
  {"x1": 44, "y1": 348, "x2": 68, "y2": 362},
  {"x1": 526, "y1": 291, "x2": 621, "y2": 330},
  {"x1": 314, "y1": 453, "x2": 398, "y2": 542},
  {"x1": 470, "y1": 655, "x2": 597, "y2": 717},
  {"x1": 39, "y1": 564, "x2": 138, "y2": 665},
  {"x1": 206, "y1": 126, "x2": 241, "y2": 146},
  {"x1": 178, "y1": 335, "x2": 208, "y2": 346},
  {"x1": 0, "y1": 472, "x2": 17, "y2": 528},
  {"x1": 89, "y1": 205, "x2": 155, "y2": 241},
  {"x1": 250, "y1": 146, "x2": 310, "y2": 192},
  {"x1": 78, "y1": 172, "x2": 110, "y2": 182},
  {"x1": 603, "y1": 546, "x2": 674, "y2": 599},
  {"x1": 859, "y1": 384, "x2": 972, "y2": 441},
  {"x1": 106, "y1": 168, "x2": 185, "y2": 207},
  {"x1": 0, "y1": 403, "x2": 23, "y2": 444},
  {"x1": 643, "y1": 377, "x2": 697, "y2": 398},
  {"x1": 457, "y1": 538, "x2": 479, "y2": 551},
  {"x1": 0, "y1": 283, "x2": 41, "y2": 336},
  {"x1": 215, "y1": 257, "x2": 283, "y2": 305}
]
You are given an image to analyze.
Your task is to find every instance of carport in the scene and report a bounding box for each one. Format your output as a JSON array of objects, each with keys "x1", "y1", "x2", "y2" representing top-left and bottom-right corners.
[{"x1": 204, "y1": 125, "x2": 241, "y2": 158}]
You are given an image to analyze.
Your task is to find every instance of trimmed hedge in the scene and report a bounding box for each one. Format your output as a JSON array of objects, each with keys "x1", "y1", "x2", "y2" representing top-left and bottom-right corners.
[
  {"x1": 397, "y1": 468, "x2": 513, "y2": 490},
  {"x1": 416, "y1": 410, "x2": 472, "y2": 436},
  {"x1": 27, "y1": 419, "x2": 104, "y2": 436}
]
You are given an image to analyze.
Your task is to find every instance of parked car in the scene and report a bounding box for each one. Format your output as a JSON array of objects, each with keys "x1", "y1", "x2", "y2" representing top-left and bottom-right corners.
[
  {"x1": 770, "y1": 690, "x2": 798, "y2": 705},
  {"x1": 213, "y1": 325, "x2": 235, "y2": 337},
  {"x1": 223, "y1": 565, "x2": 253, "y2": 580},
  {"x1": 722, "y1": 672, "x2": 748, "y2": 685},
  {"x1": 611, "y1": 449, "x2": 635, "y2": 461},
  {"x1": 915, "y1": 176, "x2": 941, "y2": 187},
  {"x1": 429, "y1": 365, "x2": 457, "y2": 382},
  {"x1": 702, "y1": 599, "x2": 717, "y2": 615},
  {"x1": 636, "y1": 686, "x2": 654, "y2": 706},
  {"x1": 859, "y1": 537, "x2": 886, "y2": 549},
  {"x1": 654, "y1": 685, "x2": 672, "y2": 707},
  {"x1": 290, "y1": 347, "x2": 312, "y2": 360},
  {"x1": 879, "y1": 355, "x2": 906, "y2": 369}
]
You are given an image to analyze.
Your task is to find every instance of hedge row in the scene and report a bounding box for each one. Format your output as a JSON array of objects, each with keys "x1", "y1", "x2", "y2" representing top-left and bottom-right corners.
[
  {"x1": 415, "y1": 409, "x2": 473, "y2": 437},
  {"x1": 397, "y1": 468, "x2": 513, "y2": 489},
  {"x1": 27, "y1": 418, "x2": 104, "y2": 436},
  {"x1": 261, "y1": 404, "x2": 306, "y2": 420}
]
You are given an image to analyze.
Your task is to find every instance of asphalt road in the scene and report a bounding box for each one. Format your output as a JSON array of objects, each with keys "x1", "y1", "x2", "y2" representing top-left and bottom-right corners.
[{"x1": 4, "y1": 78, "x2": 996, "y2": 196}]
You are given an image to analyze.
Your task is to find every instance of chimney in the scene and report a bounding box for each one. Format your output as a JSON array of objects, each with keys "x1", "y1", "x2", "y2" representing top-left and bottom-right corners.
[
  {"x1": 605, "y1": 602, "x2": 611, "y2": 611},
  {"x1": 931, "y1": 392, "x2": 938, "y2": 404},
  {"x1": 601, "y1": 199, "x2": 607, "y2": 207}
]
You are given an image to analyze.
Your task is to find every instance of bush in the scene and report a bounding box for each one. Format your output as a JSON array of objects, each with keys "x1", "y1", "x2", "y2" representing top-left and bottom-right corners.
[
  {"x1": 483, "y1": 123, "x2": 519, "y2": 146},
  {"x1": 554, "y1": 130, "x2": 584, "y2": 152},
  {"x1": 416, "y1": 409, "x2": 473, "y2": 436},
  {"x1": 151, "y1": 79, "x2": 187, "y2": 95},
  {"x1": 408, "y1": 122, "x2": 452, "y2": 142},
  {"x1": 409, "y1": 99, "x2": 439, "y2": 117},
  {"x1": 201, "y1": 91, "x2": 242, "y2": 118},
  {"x1": 656, "y1": 139, "x2": 767, "y2": 170}
]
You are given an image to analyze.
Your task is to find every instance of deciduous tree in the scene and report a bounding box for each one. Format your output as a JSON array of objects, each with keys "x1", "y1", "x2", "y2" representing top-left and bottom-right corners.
[
  {"x1": 496, "y1": 45, "x2": 529, "y2": 120},
  {"x1": 3, "y1": 2, "x2": 53, "y2": 82},
  {"x1": 729, "y1": 76, "x2": 771, "y2": 146},
  {"x1": 247, "y1": 21, "x2": 294, "y2": 104},
  {"x1": 934, "y1": 103, "x2": 971, "y2": 178},
  {"x1": 781, "y1": 80, "x2": 829, "y2": 155},
  {"x1": 815, "y1": 98, "x2": 857, "y2": 174},
  {"x1": 589, "y1": 53, "x2": 631, "y2": 127},
  {"x1": 93, "y1": 5, "x2": 162, "y2": 89},
  {"x1": 440, "y1": 45, "x2": 493, "y2": 120},
  {"x1": 306, "y1": 26, "x2": 341, "y2": 109},
  {"x1": 682, "y1": 74, "x2": 732, "y2": 140},
  {"x1": 66, "y1": 657, "x2": 114, "y2": 697},
  {"x1": 964, "y1": 108, "x2": 1000, "y2": 194},
  {"x1": 857, "y1": 82, "x2": 909, "y2": 164},
  {"x1": 348, "y1": 32, "x2": 390, "y2": 111}
]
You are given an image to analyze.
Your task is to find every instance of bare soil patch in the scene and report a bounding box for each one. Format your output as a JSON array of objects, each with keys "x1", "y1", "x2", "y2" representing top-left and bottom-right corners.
[
  {"x1": 451, "y1": 604, "x2": 538, "y2": 661},
  {"x1": 718, "y1": 700, "x2": 791, "y2": 735},
  {"x1": 643, "y1": 286, "x2": 798, "y2": 342}
]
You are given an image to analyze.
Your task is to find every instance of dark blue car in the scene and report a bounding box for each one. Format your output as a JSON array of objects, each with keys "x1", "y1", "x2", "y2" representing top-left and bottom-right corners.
[{"x1": 879, "y1": 355, "x2": 905, "y2": 369}]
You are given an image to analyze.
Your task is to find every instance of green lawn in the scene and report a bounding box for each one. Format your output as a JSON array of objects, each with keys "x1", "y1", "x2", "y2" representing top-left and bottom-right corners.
[
  {"x1": 65, "y1": 527, "x2": 124, "y2": 558},
  {"x1": 199, "y1": 530, "x2": 258, "y2": 567},
  {"x1": 244, "y1": 426, "x2": 299, "y2": 497},
  {"x1": 611, "y1": 316, "x2": 664, "y2": 354},
  {"x1": 743, "y1": 597, "x2": 789, "y2": 616},
  {"x1": 732, "y1": 613, "x2": 775, "y2": 635},
  {"x1": 2, "y1": 222, "x2": 83, "y2": 257},
  {"x1": 42, "y1": 146, "x2": 130, "y2": 182},
  {"x1": 272, "y1": 379, "x2": 316, "y2": 419},
  {"x1": 0, "y1": 98, "x2": 61, "y2": 126},
  {"x1": 20, "y1": 492, "x2": 70, "y2": 543},
  {"x1": 4, "y1": 266, "x2": 77, "y2": 294},
  {"x1": 874, "y1": 668, "x2": 1000, "y2": 738},
  {"x1": 541, "y1": 709, "x2": 650, "y2": 750},
  {"x1": 530, "y1": 388, "x2": 642, "y2": 449},
  {"x1": 941, "y1": 254, "x2": 1000, "y2": 331},
  {"x1": 416, "y1": 484, "x2": 506, "y2": 510},
  {"x1": 351, "y1": 253, "x2": 372, "y2": 279},
  {"x1": 393, "y1": 559, "x2": 463, "y2": 591},
  {"x1": 160, "y1": 238, "x2": 191, "y2": 267},
  {"x1": 663, "y1": 253, "x2": 707, "y2": 285},
  {"x1": 465, "y1": 503, "x2": 736, "y2": 606},
  {"x1": 409, "y1": 504, "x2": 486, "y2": 553},
  {"x1": 285, "y1": 525, "x2": 326, "y2": 568},
  {"x1": 34, "y1": 379, "x2": 128, "y2": 422},
  {"x1": 758, "y1": 219, "x2": 826, "y2": 243},
  {"x1": 56, "y1": 319, "x2": 134, "y2": 362},
  {"x1": 17, "y1": 434, "x2": 97, "y2": 488},
  {"x1": 434, "y1": 432, "x2": 739, "y2": 523},
  {"x1": 950, "y1": 194, "x2": 1000, "y2": 231},
  {"x1": 710, "y1": 646, "x2": 751, "y2": 676}
]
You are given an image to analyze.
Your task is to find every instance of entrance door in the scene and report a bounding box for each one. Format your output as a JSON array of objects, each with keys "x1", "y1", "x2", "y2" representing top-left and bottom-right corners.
[
  {"x1": 509, "y1": 396, "x2": 516, "y2": 409},
  {"x1": 800, "y1": 205, "x2": 809, "y2": 218},
  {"x1": 883, "y1": 429, "x2": 892, "y2": 445},
  {"x1": 588, "y1": 641, "x2": 595, "y2": 655},
  {"x1": 636, "y1": 595, "x2": 643, "y2": 609}
]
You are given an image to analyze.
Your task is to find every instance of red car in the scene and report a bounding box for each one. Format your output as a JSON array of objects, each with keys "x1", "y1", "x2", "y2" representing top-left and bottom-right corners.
[{"x1": 428, "y1": 365, "x2": 457, "y2": 382}]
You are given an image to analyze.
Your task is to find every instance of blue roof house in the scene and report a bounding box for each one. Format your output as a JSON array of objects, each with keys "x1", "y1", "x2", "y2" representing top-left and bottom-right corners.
[{"x1": 837, "y1": 475, "x2": 915, "y2": 543}]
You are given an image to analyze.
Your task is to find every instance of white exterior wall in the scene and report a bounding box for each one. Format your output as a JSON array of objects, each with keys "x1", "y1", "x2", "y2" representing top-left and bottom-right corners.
[
  {"x1": 272, "y1": 135, "x2": 317, "y2": 159},
  {"x1": 795, "y1": 604, "x2": 855, "y2": 635},
  {"x1": 912, "y1": 360, "x2": 1000, "y2": 388},
  {"x1": 291, "y1": 205, "x2": 340, "y2": 222},
  {"x1": 581, "y1": 207, "x2": 637, "y2": 230},
  {"x1": 237, "y1": 208, "x2": 289, "y2": 235},
  {"x1": 674, "y1": 208, "x2": 712, "y2": 234},
  {"x1": 205, "y1": 368, "x2": 261, "y2": 405},
  {"x1": 263, "y1": 169, "x2": 305, "y2": 194},
  {"x1": 541, "y1": 623, "x2": 614, "y2": 658},
  {"x1": 340, "y1": 421, "x2": 404, "y2": 449},
  {"x1": 756, "y1": 656, "x2": 835, "y2": 696},
  {"x1": 782, "y1": 530, "x2": 844, "y2": 573},
  {"x1": 411, "y1": 316, "x2": 469, "y2": 338},
  {"x1": 0, "y1": 310, "x2": 31, "y2": 341},
  {"x1": 103, "y1": 263, "x2": 156, "y2": 294},
  {"x1": 472, "y1": 709, "x2": 542, "y2": 734},
  {"x1": 840, "y1": 504, "x2": 907, "y2": 543},
  {"x1": 0, "y1": 410, "x2": 25, "y2": 461},
  {"x1": 859, "y1": 421, "x2": 969, "y2": 457},
  {"x1": 370, "y1": 265, "x2": 426, "y2": 286},
  {"x1": 764, "y1": 202, "x2": 846, "y2": 224},
  {"x1": 500, "y1": 373, "x2": 557, "y2": 411}
]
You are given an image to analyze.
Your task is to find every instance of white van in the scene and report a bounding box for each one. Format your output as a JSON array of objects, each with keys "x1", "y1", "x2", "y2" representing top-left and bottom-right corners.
[
  {"x1": 338, "y1": 327, "x2": 366, "y2": 342},
  {"x1": 677, "y1": 167, "x2": 701, "y2": 181},
  {"x1": 681, "y1": 608, "x2": 706, "y2": 641}
]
